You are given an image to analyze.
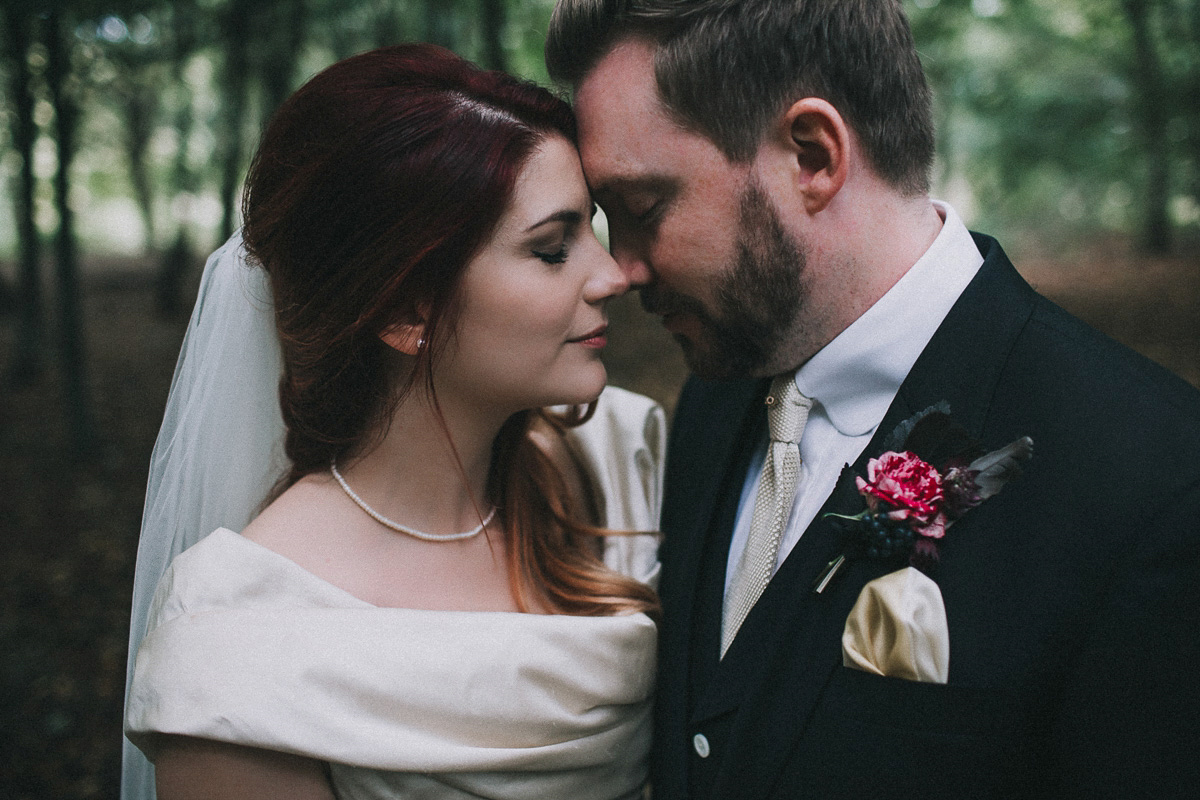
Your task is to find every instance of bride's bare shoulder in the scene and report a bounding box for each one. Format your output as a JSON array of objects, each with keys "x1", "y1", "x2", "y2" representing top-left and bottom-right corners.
[{"x1": 240, "y1": 473, "x2": 349, "y2": 557}]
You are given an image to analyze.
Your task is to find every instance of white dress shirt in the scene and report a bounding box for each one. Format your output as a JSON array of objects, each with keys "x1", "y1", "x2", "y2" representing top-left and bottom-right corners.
[{"x1": 725, "y1": 201, "x2": 984, "y2": 590}]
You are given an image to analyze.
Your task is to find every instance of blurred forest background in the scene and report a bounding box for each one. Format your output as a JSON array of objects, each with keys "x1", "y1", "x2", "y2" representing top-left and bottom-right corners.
[{"x1": 1, "y1": 0, "x2": 1199, "y2": 797}]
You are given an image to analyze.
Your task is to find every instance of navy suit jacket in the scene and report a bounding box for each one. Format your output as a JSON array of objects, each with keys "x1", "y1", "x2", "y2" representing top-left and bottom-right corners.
[{"x1": 651, "y1": 234, "x2": 1200, "y2": 799}]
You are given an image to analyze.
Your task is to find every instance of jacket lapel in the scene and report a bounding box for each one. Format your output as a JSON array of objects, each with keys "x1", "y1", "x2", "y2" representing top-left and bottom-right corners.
[
  {"x1": 659, "y1": 377, "x2": 767, "y2": 637},
  {"x1": 692, "y1": 235, "x2": 1039, "y2": 799}
]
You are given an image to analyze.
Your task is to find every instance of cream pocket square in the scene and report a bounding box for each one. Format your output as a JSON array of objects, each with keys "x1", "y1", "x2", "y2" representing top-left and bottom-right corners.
[{"x1": 842, "y1": 566, "x2": 949, "y2": 684}]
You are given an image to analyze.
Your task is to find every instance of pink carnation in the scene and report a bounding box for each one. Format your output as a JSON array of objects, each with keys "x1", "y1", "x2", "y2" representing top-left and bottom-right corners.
[{"x1": 855, "y1": 450, "x2": 946, "y2": 537}]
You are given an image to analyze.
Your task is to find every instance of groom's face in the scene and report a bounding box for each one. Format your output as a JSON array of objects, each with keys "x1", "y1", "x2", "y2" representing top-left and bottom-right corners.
[{"x1": 575, "y1": 38, "x2": 808, "y2": 379}]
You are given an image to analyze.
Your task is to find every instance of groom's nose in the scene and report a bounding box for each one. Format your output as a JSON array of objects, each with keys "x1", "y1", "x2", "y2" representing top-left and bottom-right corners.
[{"x1": 609, "y1": 238, "x2": 654, "y2": 287}]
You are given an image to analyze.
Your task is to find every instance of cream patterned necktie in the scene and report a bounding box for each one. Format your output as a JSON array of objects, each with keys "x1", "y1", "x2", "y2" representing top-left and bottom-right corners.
[{"x1": 721, "y1": 374, "x2": 813, "y2": 658}]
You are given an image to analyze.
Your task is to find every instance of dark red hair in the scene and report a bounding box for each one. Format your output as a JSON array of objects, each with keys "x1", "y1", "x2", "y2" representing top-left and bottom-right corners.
[
  {"x1": 241, "y1": 44, "x2": 657, "y2": 619},
  {"x1": 243, "y1": 44, "x2": 575, "y2": 473}
]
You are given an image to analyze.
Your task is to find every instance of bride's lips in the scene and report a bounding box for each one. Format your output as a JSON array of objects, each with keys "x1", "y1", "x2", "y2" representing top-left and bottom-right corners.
[{"x1": 568, "y1": 324, "x2": 608, "y2": 349}]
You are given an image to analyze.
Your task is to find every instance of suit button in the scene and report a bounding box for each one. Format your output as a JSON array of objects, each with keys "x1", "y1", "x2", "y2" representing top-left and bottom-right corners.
[{"x1": 692, "y1": 733, "x2": 711, "y2": 758}]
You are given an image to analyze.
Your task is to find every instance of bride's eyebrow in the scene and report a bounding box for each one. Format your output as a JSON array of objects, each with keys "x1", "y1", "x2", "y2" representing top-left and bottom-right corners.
[{"x1": 523, "y1": 208, "x2": 585, "y2": 233}]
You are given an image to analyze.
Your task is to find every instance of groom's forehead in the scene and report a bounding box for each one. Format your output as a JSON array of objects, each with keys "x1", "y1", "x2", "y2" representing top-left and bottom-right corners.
[
  {"x1": 575, "y1": 40, "x2": 663, "y2": 130},
  {"x1": 574, "y1": 41, "x2": 688, "y2": 179}
]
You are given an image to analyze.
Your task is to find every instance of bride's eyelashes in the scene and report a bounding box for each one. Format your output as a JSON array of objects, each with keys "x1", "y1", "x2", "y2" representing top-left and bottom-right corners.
[
  {"x1": 530, "y1": 226, "x2": 575, "y2": 266},
  {"x1": 533, "y1": 244, "x2": 569, "y2": 265},
  {"x1": 526, "y1": 204, "x2": 590, "y2": 266}
]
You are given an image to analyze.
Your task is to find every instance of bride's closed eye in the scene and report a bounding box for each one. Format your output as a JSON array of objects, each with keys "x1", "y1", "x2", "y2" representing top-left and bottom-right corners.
[
  {"x1": 524, "y1": 202, "x2": 590, "y2": 266},
  {"x1": 533, "y1": 244, "x2": 569, "y2": 265}
]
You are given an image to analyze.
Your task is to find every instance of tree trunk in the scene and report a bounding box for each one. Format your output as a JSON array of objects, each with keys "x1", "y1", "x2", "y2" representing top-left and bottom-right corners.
[
  {"x1": 1123, "y1": 0, "x2": 1173, "y2": 254},
  {"x1": 424, "y1": 0, "x2": 458, "y2": 52},
  {"x1": 4, "y1": 7, "x2": 44, "y2": 386},
  {"x1": 157, "y1": 231, "x2": 192, "y2": 318},
  {"x1": 45, "y1": 8, "x2": 96, "y2": 454},
  {"x1": 373, "y1": 0, "x2": 407, "y2": 47},
  {"x1": 1184, "y1": 2, "x2": 1200, "y2": 208},
  {"x1": 217, "y1": 0, "x2": 254, "y2": 244},
  {"x1": 122, "y1": 81, "x2": 157, "y2": 250},
  {"x1": 481, "y1": 0, "x2": 508, "y2": 72},
  {"x1": 157, "y1": 1, "x2": 200, "y2": 317},
  {"x1": 259, "y1": 0, "x2": 308, "y2": 122}
]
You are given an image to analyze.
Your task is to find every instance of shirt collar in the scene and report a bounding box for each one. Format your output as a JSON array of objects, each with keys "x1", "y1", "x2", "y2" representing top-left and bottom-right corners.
[{"x1": 793, "y1": 201, "x2": 984, "y2": 436}]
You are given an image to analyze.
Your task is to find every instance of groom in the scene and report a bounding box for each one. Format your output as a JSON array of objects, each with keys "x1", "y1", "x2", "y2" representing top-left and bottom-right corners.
[{"x1": 547, "y1": 1, "x2": 1200, "y2": 798}]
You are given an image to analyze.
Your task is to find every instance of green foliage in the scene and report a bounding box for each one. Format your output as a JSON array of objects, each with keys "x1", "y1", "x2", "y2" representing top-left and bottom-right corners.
[
  {"x1": 0, "y1": 0, "x2": 558, "y2": 258},
  {"x1": 2, "y1": 0, "x2": 1198, "y2": 259},
  {"x1": 909, "y1": 0, "x2": 1200, "y2": 249}
]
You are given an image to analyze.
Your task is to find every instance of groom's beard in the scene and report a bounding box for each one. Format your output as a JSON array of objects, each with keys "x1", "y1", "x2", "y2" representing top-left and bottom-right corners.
[{"x1": 642, "y1": 179, "x2": 806, "y2": 379}]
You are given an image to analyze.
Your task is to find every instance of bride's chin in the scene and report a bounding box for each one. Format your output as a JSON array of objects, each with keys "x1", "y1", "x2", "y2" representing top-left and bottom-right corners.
[
  {"x1": 535, "y1": 370, "x2": 608, "y2": 412},
  {"x1": 565, "y1": 367, "x2": 608, "y2": 407}
]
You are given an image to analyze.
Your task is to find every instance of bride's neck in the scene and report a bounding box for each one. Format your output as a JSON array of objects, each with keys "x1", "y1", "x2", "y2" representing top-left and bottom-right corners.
[{"x1": 338, "y1": 390, "x2": 504, "y2": 535}]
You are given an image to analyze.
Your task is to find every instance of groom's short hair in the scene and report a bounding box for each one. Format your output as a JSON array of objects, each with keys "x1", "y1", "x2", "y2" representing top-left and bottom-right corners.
[{"x1": 546, "y1": 0, "x2": 934, "y2": 196}]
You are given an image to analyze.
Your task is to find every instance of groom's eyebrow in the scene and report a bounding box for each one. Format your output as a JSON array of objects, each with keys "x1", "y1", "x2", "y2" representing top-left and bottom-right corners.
[{"x1": 590, "y1": 175, "x2": 676, "y2": 202}]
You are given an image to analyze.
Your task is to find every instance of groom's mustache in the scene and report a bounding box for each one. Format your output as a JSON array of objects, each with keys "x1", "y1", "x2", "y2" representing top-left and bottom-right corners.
[{"x1": 640, "y1": 286, "x2": 711, "y2": 321}]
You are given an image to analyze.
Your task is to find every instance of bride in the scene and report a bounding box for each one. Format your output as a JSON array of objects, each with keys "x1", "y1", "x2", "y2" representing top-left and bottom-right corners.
[{"x1": 122, "y1": 45, "x2": 664, "y2": 800}]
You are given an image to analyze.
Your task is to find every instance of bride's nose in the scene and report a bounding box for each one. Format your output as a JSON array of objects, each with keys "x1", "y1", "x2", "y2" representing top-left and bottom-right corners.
[{"x1": 582, "y1": 241, "x2": 630, "y2": 304}]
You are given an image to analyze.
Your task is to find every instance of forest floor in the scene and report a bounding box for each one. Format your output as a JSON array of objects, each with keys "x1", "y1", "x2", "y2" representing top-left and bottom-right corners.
[{"x1": 1, "y1": 237, "x2": 1197, "y2": 799}]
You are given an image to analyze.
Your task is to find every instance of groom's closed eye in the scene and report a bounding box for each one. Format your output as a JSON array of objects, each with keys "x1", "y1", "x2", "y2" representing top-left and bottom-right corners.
[{"x1": 594, "y1": 176, "x2": 676, "y2": 217}]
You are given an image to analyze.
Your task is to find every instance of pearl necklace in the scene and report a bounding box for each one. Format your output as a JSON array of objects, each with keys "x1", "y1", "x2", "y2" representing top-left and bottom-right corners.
[{"x1": 330, "y1": 461, "x2": 496, "y2": 542}]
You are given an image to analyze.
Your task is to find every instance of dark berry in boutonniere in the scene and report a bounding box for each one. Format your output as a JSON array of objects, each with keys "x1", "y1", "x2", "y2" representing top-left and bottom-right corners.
[{"x1": 812, "y1": 405, "x2": 1033, "y2": 593}]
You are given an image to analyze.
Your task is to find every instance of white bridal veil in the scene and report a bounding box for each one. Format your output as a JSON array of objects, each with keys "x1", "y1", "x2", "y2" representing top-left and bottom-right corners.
[{"x1": 121, "y1": 232, "x2": 288, "y2": 800}]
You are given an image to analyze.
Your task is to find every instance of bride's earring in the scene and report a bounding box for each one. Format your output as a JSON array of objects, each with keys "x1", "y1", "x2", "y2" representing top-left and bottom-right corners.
[{"x1": 377, "y1": 322, "x2": 425, "y2": 356}]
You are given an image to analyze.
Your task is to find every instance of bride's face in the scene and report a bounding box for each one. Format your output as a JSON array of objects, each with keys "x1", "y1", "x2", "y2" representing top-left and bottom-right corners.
[{"x1": 438, "y1": 135, "x2": 627, "y2": 413}]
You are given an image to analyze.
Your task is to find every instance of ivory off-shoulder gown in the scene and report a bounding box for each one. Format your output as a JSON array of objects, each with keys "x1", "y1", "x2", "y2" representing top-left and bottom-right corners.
[{"x1": 126, "y1": 386, "x2": 664, "y2": 800}]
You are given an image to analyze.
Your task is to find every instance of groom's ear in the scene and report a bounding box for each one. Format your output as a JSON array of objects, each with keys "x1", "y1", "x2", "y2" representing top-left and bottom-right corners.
[{"x1": 774, "y1": 97, "x2": 850, "y2": 215}]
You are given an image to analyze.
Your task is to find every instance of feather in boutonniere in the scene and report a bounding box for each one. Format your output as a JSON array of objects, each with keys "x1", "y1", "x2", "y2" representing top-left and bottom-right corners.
[{"x1": 813, "y1": 406, "x2": 1033, "y2": 593}]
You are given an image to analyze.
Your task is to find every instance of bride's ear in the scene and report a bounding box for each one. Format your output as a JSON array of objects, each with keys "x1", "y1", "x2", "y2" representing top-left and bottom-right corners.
[{"x1": 378, "y1": 320, "x2": 426, "y2": 356}]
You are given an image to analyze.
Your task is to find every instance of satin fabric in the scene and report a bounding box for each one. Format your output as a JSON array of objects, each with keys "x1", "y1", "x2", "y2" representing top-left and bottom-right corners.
[
  {"x1": 841, "y1": 565, "x2": 950, "y2": 684},
  {"x1": 127, "y1": 531, "x2": 656, "y2": 799},
  {"x1": 126, "y1": 386, "x2": 665, "y2": 800}
]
